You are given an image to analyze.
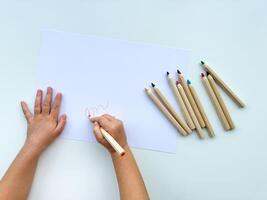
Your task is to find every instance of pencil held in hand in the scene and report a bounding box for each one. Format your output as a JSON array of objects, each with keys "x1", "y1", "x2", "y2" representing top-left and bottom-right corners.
[
  {"x1": 90, "y1": 115, "x2": 126, "y2": 156},
  {"x1": 100, "y1": 128, "x2": 126, "y2": 156}
]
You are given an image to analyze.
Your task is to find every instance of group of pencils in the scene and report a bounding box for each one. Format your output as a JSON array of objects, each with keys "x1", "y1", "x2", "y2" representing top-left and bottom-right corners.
[{"x1": 145, "y1": 61, "x2": 245, "y2": 139}]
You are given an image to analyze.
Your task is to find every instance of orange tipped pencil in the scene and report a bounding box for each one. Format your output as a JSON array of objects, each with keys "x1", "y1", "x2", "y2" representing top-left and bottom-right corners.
[
  {"x1": 201, "y1": 61, "x2": 245, "y2": 108},
  {"x1": 177, "y1": 69, "x2": 205, "y2": 128},
  {"x1": 88, "y1": 114, "x2": 125, "y2": 156},
  {"x1": 201, "y1": 73, "x2": 231, "y2": 131},
  {"x1": 100, "y1": 128, "x2": 126, "y2": 156}
]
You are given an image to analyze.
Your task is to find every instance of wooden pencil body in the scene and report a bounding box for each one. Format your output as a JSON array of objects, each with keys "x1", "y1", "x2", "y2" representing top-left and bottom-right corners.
[
  {"x1": 188, "y1": 84, "x2": 215, "y2": 137},
  {"x1": 202, "y1": 76, "x2": 231, "y2": 130},
  {"x1": 179, "y1": 75, "x2": 206, "y2": 128},
  {"x1": 177, "y1": 84, "x2": 204, "y2": 139},
  {"x1": 100, "y1": 128, "x2": 125, "y2": 156},
  {"x1": 153, "y1": 87, "x2": 191, "y2": 134},
  {"x1": 203, "y1": 63, "x2": 245, "y2": 108},
  {"x1": 207, "y1": 75, "x2": 235, "y2": 129},
  {"x1": 167, "y1": 76, "x2": 194, "y2": 131},
  {"x1": 145, "y1": 88, "x2": 187, "y2": 136}
]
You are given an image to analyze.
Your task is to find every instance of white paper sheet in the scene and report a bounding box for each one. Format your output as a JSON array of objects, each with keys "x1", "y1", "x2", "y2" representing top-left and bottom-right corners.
[{"x1": 37, "y1": 31, "x2": 189, "y2": 153}]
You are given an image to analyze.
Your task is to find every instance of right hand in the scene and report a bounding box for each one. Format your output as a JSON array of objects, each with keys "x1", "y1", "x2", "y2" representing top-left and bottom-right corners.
[{"x1": 90, "y1": 114, "x2": 128, "y2": 154}]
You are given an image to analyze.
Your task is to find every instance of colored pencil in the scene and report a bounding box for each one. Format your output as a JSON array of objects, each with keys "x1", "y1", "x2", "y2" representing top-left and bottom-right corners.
[
  {"x1": 207, "y1": 73, "x2": 235, "y2": 130},
  {"x1": 151, "y1": 83, "x2": 191, "y2": 134},
  {"x1": 144, "y1": 87, "x2": 187, "y2": 136},
  {"x1": 201, "y1": 73, "x2": 231, "y2": 130},
  {"x1": 201, "y1": 61, "x2": 245, "y2": 108},
  {"x1": 177, "y1": 82, "x2": 204, "y2": 139},
  {"x1": 167, "y1": 72, "x2": 194, "y2": 131},
  {"x1": 177, "y1": 69, "x2": 205, "y2": 128},
  {"x1": 100, "y1": 128, "x2": 126, "y2": 156},
  {"x1": 187, "y1": 80, "x2": 215, "y2": 137}
]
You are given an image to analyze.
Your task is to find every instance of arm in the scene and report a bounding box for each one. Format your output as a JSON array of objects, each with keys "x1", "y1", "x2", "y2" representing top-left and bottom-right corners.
[
  {"x1": 90, "y1": 115, "x2": 149, "y2": 200},
  {"x1": 111, "y1": 145, "x2": 149, "y2": 200},
  {"x1": 0, "y1": 87, "x2": 66, "y2": 200}
]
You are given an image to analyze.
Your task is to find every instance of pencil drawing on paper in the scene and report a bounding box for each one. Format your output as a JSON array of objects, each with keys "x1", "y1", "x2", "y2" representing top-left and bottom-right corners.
[{"x1": 85, "y1": 101, "x2": 110, "y2": 117}]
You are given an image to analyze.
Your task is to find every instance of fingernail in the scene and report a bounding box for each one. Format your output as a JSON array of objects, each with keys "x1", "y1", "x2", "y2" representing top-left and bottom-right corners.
[{"x1": 47, "y1": 86, "x2": 52, "y2": 92}]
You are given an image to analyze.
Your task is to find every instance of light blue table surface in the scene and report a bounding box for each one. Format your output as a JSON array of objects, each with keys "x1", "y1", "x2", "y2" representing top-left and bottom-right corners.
[{"x1": 0, "y1": 1, "x2": 266, "y2": 199}]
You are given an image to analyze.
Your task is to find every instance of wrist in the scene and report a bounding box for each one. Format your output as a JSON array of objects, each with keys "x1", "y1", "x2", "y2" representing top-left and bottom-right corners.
[
  {"x1": 22, "y1": 141, "x2": 44, "y2": 158},
  {"x1": 110, "y1": 143, "x2": 130, "y2": 157}
]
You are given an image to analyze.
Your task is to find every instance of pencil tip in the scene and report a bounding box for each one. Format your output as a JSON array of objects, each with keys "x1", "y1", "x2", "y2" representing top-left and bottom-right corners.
[
  {"x1": 206, "y1": 71, "x2": 210, "y2": 76},
  {"x1": 167, "y1": 71, "x2": 170, "y2": 76},
  {"x1": 176, "y1": 80, "x2": 180, "y2": 85},
  {"x1": 144, "y1": 87, "x2": 149, "y2": 91},
  {"x1": 201, "y1": 61, "x2": 205, "y2": 65},
  {"x1": 187, "y1": 80, "x2": 191, "y2": 85},
  {"x1": 177, "y1": 69, "x2": 181, "y2": 74},
  {"x1": 151, "y1": 82, "x2": 155, "y2": 87},
  {"x1": 201, "y1": 73, "x2": 205, "y2": 78}
]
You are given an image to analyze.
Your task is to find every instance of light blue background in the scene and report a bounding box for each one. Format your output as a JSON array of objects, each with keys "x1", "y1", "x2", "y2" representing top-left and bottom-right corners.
[{"x1": 0, "y1": 1, "x2": 266, "y2": 200}]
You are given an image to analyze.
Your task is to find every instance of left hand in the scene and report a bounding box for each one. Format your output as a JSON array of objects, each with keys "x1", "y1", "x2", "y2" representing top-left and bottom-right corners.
[{"x1": 21, "y1": 87, "x2": 67, "y2": 155}]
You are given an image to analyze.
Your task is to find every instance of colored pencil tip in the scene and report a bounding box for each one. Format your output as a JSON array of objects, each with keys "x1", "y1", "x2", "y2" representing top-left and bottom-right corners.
[
  {"x1": 167, "y1": 71, "x2": 170, "y2": 76},
  {"x1": 206, "y1": 71, "x2": 210, "y2": 76},
  {"x1": 201, "y1": 61, "x2": 205, "y2": 65},
  {"x1": 144, "y1": 87, "x2": 149, "y2": 92},
  {"x1": 177, "y1": 69, "x2": 181, "y2": 74},
  {"x1": 151, "y1": 82, "x2": 155, "y2": 87},
  {"x1": 187, "y1": 80, "x2": 191, "y2": 85},
  {"x1": 176, "y1": 80, "x2": 180, "y2": 85},
  {"x1": 201, "y1": 73, "x2": 205, "y2": 78}
]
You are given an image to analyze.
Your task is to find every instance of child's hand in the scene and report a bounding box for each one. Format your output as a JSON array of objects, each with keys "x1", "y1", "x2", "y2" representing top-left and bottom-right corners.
[
  {"x1": 21, "y1": 87, "x2": 66, "y2": 155},
  {"x1": 90, "y1": 114, "x2": 128, "y2": 154}
]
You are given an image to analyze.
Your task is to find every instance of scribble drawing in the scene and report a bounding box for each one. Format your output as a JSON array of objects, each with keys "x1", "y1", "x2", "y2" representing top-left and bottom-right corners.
[{"x1": 85, "y1": 101, "x2": 110, "y2": 117}]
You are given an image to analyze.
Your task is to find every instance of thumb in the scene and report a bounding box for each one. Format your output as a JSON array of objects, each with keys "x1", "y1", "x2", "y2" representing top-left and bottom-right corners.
[{"x1": 54, "y1": 114, "x2": 67, "y2": 136}]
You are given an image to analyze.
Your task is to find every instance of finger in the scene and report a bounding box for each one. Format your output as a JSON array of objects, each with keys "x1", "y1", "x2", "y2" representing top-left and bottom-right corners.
[
  {"x1": 53, "y1": 114, "x2": 67, "y2": 136},
  {"x1": 21, "y1": 101, "x2": 33, "y2": 123},
  {"x1": 90, "y1": 116, "x2": 110, "y2": 130},
  {"x1": 93, "y1": 122, "x2": 104, "y2": 141},
  {"x1": 51, "y1": 93, "x2": 62, "y2": 119},
  {"x1": 102, "y1": 114, "x2": 115, "y2": 121},
  {"x1": 34, "y1": 89, "x2": 43, "y2": 115},
  {"x1": 42, "y1": 87, "x2": 53, "y2": 114}
]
